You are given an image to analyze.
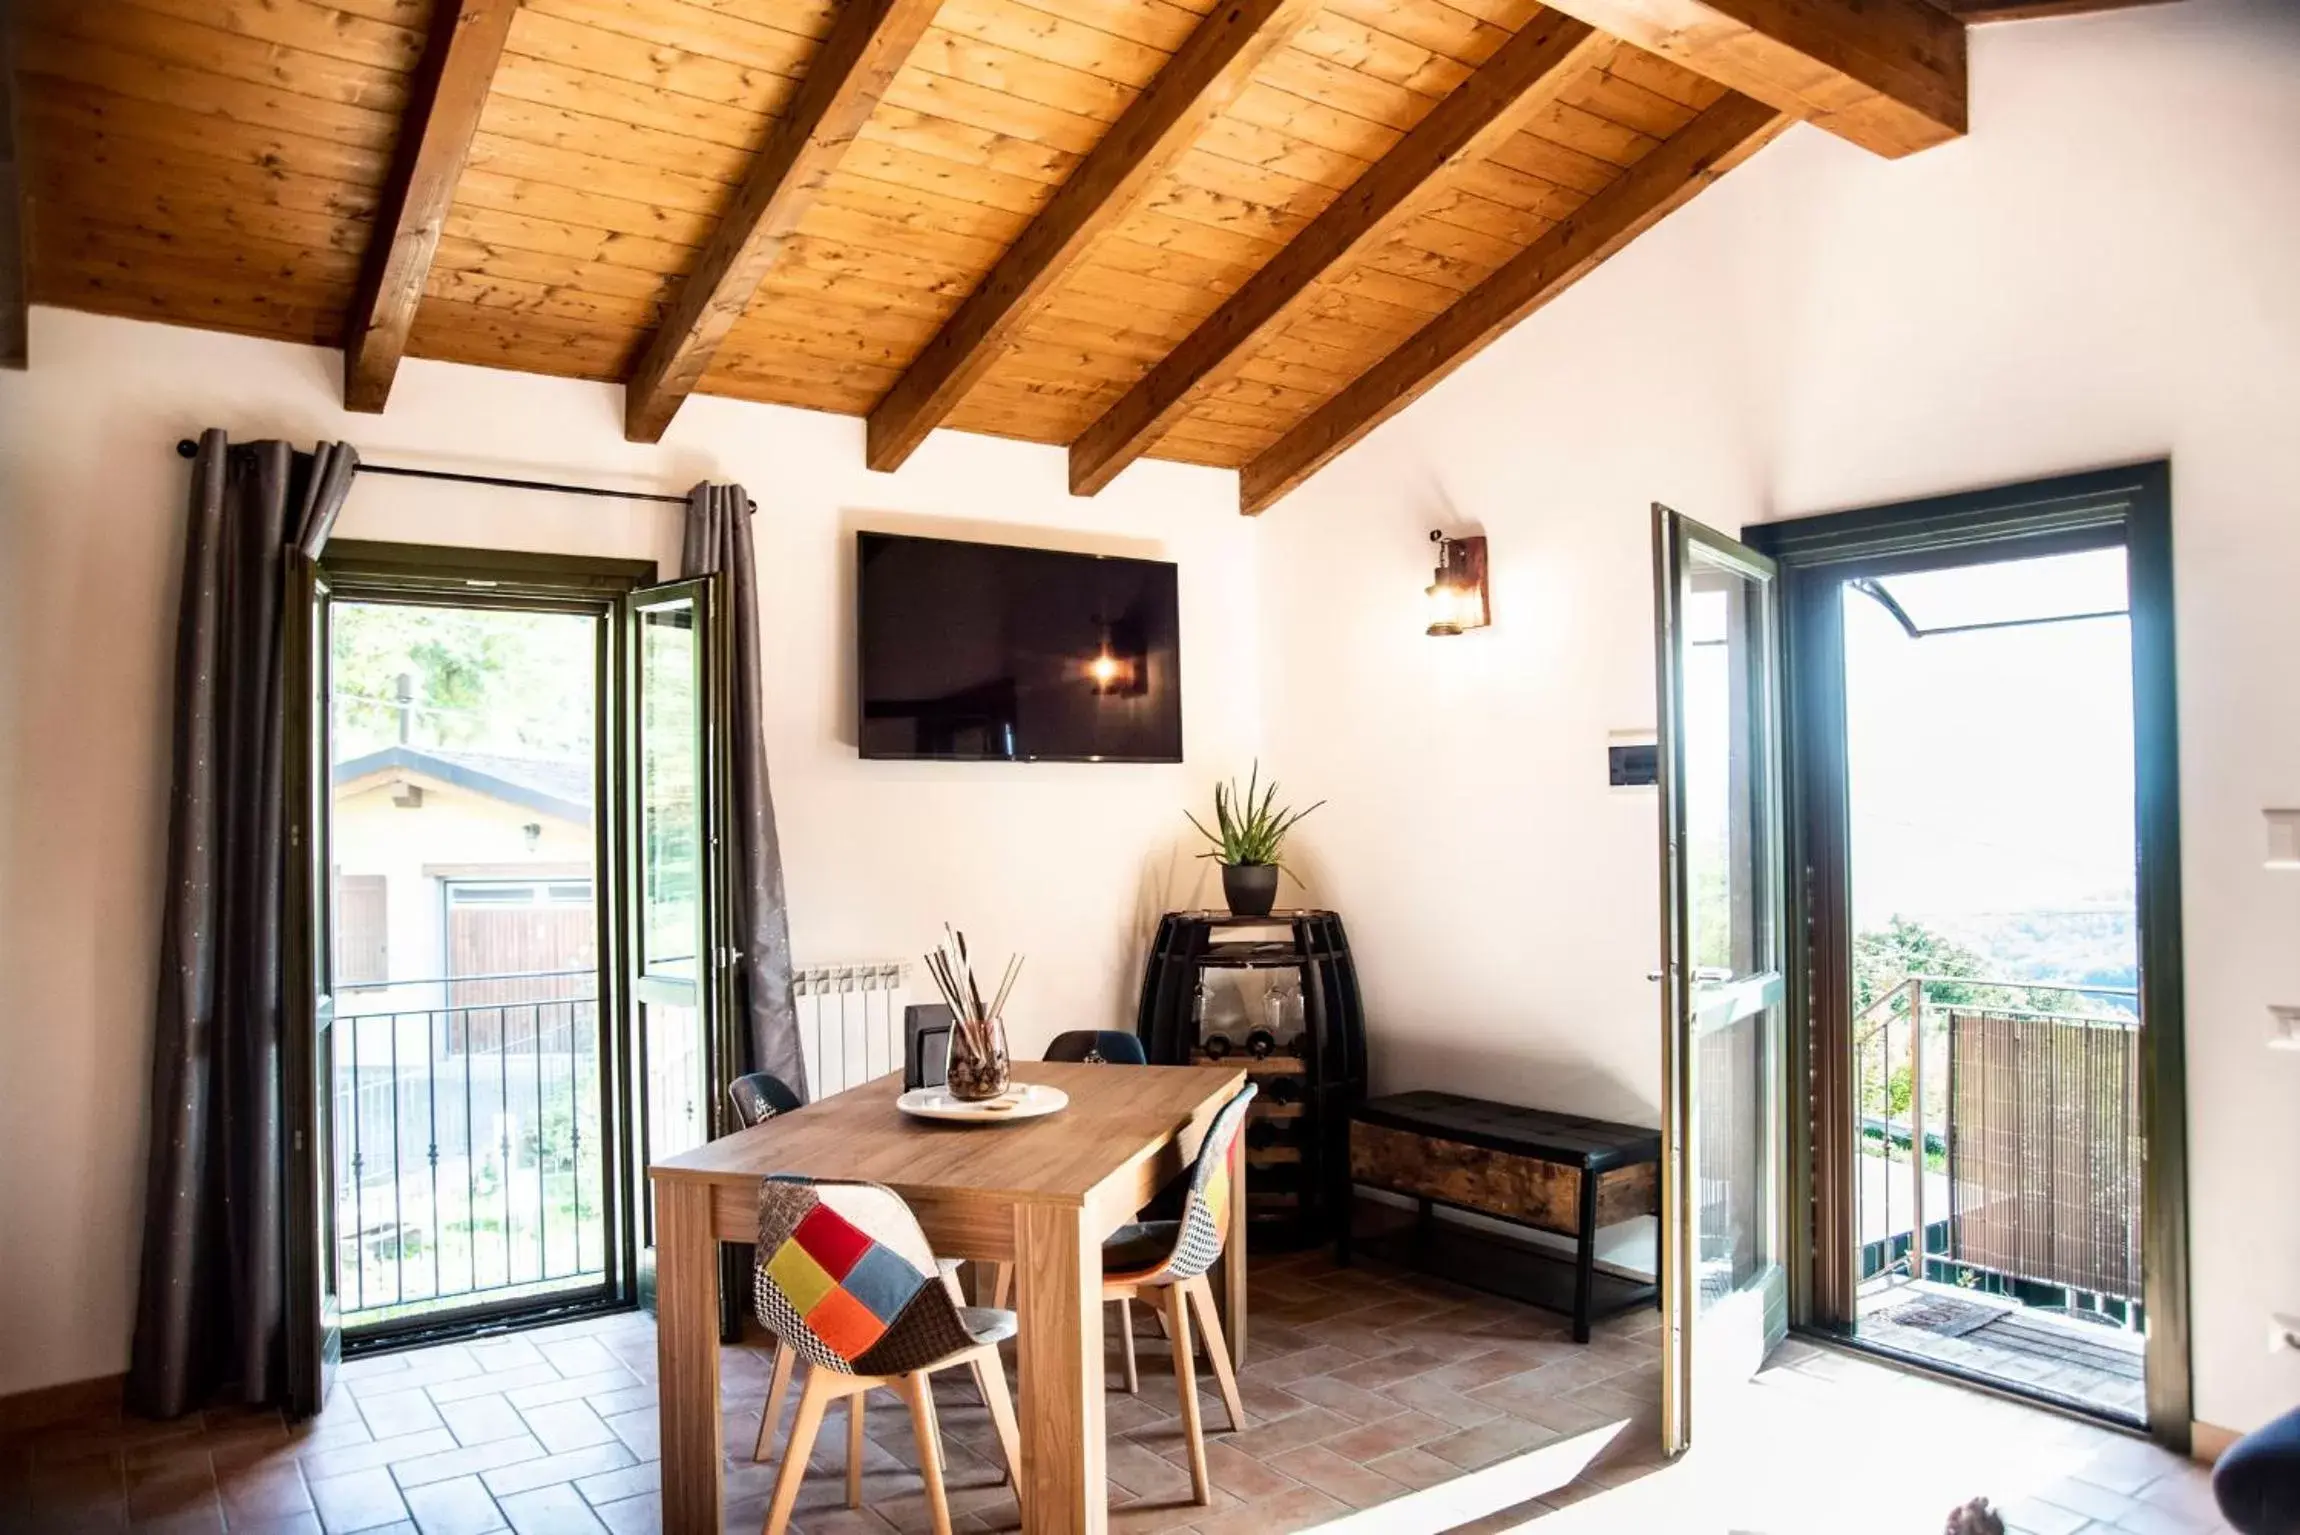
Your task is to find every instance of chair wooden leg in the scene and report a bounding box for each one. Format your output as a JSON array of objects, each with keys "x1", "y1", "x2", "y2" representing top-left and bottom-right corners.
[
  {"x1": 845, "y1": 1392, "x2": 866, "y2": 1510},
  {"x1": 1117, "y1": 1297, "x2": 1139, "y2": 1394},
  {"x1": 763, "y1": 1367, "x2": 833, "y2": 1535},
  {"x1": 1163, "y1": 1285, "x2": 1209, "y2": 1506},
  {"x1": 1185, "y1": 1275, "x2": 1247, "y2": 1432},
  {"x1": 900, "y1": 1371, "x2": 955, "y2": 1535},
  {"x1": 990, "y1": 1261, "x2": 1013, "y2": 1310},
  {"x1": 969, "y1": 1344, "x2": 1024, "y2": 1515},
  {"x1": 754, "y1": 1344, "x2": 796, "y2": 1462},
  {"x1": 965, "y1": 1350, "x2": 1015, "y2": 1487}
]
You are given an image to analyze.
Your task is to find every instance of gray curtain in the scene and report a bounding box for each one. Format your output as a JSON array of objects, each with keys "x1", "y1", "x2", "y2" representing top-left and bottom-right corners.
[
  {"x1": 129, "y1": 431, "x2": 359, "y2": 1418},
  {"x1": 682, "y1": 483, "x2": 807, "y2": 1098}
]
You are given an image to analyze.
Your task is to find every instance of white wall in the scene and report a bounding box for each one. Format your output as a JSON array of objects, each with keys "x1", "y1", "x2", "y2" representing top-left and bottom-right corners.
[
  {"x1": 0, "y1": 310, "x2": 1259, "y2": 1397},
  {"x1": 6, "y1": 0, "x2": 2296, "y2": 1433},
  {"x1": 1258, "y1": 0, "x2": 2300, "y2": 1433}
]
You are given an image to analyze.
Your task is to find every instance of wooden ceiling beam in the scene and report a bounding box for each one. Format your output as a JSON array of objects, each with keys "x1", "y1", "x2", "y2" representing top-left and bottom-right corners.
[
  {"x1": 1069, "y1": 12, "x2": 1618, "y2": 498},
  {"x1": 1, "y1": 13, "x2": 29, "y2": 369},
  {"x1": 1935, "y1": 0, "x2": 2178, "y2": 19},
  {"x1": 1536, "y1": 0, "x2": 1965, "y2": 158},
  {"x1": 342, "y1": 0, "x2": 519, "y2": 414},
  {"x1": 1239, "y1": 92, "x2": 1789, "y2": 516},
  {"x1": 864, "y1": 0, "x2": 1318, "y2": 475},
  {"x1": 623, "y1": 0, "x2": 942, "y2": 444}
]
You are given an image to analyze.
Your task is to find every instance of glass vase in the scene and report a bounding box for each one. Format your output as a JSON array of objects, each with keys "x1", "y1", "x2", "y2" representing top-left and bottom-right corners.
[{"x1": 944, "y1": 1016, "x2": 1012, "y2": 1101}]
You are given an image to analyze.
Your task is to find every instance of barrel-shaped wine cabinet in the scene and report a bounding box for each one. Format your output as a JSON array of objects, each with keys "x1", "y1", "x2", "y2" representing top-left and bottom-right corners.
[{"x1": 1135, "y1": 911, "x2": 1366, "y2": 1251}]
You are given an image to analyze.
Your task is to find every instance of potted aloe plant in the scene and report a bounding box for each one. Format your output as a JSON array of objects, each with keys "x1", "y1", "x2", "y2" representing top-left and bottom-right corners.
[{"x1": 1187, "y1": 764, "x2": 1324, "y2": 917}]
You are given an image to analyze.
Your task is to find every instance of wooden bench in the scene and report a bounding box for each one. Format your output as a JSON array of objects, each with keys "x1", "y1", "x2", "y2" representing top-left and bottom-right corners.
[{"x1": 1338, "y1": 1091, "x2": 1661, "y2": 1342}]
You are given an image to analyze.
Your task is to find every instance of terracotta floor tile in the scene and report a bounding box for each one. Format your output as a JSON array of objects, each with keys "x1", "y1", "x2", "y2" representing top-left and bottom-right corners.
[
  {"x1": 1182, "y1": 1481, "x2": 1348, "y2": 1535},
  {"x1": 307, "y1": 1466, "x2": 409, "y2": 1532},
  {"x1": 216, "y1": 1462, "x2": 316, "y2": 1525},
  {"x1": 494, "y1": 1481, "x2": 607, "y2": 1534},
  {"x1": 571, "y1": 1461, "x2": 657, "y2": 1508},
  {"x1": 1260, "y1": 1443, "x2": 1410, "y2": 1508},
  {"x1": 436, "y1": 1398, "x2": 528, "y2": 1450},
  {"x1": 397, "y1": 1473, "x2": 507, "y2": 1535},
  {"x1": 387, "y1": 1435, "x2": 547, "y2": 1492},
  {"x1": 587, "y1": 1492, "x2": 656, "y2": 1535}
]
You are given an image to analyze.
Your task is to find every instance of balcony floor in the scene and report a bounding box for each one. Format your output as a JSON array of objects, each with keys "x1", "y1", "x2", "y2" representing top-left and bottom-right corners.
[{"x1": 1858, "y1": 1277, "x2": 2146, "y2": 1422}]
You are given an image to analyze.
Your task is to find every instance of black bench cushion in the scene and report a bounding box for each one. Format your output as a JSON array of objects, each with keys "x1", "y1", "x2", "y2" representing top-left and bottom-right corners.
[{"x1": 1355, "y1": 1091, "x2": 1661, "y2": 1174}]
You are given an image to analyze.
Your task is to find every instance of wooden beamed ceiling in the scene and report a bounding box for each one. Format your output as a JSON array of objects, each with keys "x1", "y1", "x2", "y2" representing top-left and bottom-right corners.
[{"x1": 7, "y1": 0, "x2": 2012, "y2": 510}]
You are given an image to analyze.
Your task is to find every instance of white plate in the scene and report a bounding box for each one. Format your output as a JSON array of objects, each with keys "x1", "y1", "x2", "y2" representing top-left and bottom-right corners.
[{"x1": 896, "y1": 1083, "x2": 1070, "y2": 1124}]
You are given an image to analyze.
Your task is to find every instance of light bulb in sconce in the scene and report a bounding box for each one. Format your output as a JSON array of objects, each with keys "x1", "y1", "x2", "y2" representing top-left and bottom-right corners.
[
  {"x1": 1425, "y1": 530, "x2": 1490, "y2": 636},
  {"x1": 1088, "y1": 652, "x2": 1121, "y2": 688}
]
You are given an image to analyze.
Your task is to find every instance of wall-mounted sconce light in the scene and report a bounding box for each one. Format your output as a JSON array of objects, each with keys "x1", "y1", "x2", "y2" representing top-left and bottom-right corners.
[{"x1": 1426, "y1": 530, "x2": 1490, "y2": 636}]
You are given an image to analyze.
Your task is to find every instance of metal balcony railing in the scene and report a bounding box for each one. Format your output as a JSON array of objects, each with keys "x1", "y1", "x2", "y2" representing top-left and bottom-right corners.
[
  {"x1": 333, "y1": 970, "x2": 607, "y2": 1328},
  {"x1": 1855, "y1": 974, "x2": 2142, "y2": 1306}
]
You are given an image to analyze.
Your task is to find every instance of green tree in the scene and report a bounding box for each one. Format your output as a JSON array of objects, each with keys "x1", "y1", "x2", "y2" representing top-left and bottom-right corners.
[
  {"x1": 1855, "y1": 914, "x2": 2090, "y2": 1019},
  {"x1": 331, "y1": 602, "x2": 595, "y2": 760}
]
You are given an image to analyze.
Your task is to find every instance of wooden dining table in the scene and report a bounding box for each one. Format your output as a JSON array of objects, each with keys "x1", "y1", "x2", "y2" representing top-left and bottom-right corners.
[{"x1": 649, "y1": 1060, "x2": 1250, "y2": 1535}]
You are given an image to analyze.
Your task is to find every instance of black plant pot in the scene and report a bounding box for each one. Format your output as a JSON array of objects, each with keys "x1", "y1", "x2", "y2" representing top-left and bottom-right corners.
[{"x1": 1221, "y1": 863, "x2": 1280, "y2": 917}]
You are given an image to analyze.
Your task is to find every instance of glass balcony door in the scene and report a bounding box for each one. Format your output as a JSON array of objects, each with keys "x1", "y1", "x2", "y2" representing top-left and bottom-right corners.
[
  {"x1": 625, "y1": 577, "x2": 740, "y2": 1317},
  {"x1": 1654, "y1": 506, "x2": 1790, "y2": 1456}
]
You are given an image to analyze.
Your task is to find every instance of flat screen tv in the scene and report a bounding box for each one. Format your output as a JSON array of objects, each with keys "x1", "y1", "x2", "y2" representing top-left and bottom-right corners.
[{"x1": 857, "y1": 531, "x2": 1182, "y2": 762}]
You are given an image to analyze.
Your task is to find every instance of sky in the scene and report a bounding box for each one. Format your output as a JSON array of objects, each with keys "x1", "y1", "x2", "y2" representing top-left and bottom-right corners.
[{"x1": 1842, "y1": 548, "x2": 2137, "y2": 922}]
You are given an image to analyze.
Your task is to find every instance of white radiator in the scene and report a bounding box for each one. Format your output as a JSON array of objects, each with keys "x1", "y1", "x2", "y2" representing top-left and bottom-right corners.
[{"x1": 794, "y1": 962, "x2": 910, "y2": 1097}]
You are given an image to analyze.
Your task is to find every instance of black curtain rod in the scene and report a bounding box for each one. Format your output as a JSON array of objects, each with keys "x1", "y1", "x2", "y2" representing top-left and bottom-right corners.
[{"x1": 173, "y1": 437, "x2": 689, "y2": 505}]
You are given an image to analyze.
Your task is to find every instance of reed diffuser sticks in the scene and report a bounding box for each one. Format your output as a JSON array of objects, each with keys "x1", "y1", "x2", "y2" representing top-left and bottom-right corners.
[{"x1": 924, "y1": 925, "x2": 1022, "y2": 1067}]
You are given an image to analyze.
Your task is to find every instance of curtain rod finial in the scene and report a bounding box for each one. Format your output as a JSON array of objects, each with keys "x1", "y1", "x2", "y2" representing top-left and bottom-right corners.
[{"x1": 176, "y1": 439, "x2": 199, "y2": 458}]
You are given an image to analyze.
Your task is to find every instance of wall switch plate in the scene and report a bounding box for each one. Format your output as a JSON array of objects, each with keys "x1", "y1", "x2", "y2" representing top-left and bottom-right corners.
[
  {"x1": 2268, "y1": 809, "x2": 2300, "y2": 869},
  {"x1": 2272, "y1": 1006, "x2": 2300, "y2": 1051}
]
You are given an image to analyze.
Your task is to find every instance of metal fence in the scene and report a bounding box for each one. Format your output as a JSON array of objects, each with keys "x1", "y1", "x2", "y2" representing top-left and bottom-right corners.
[
  {"x1": 1855, "y1": 975, "x2": 2141, "y2": 1302},
  {"x1": 333, "y1": 971, "x2": 607, "y2": 1327}
]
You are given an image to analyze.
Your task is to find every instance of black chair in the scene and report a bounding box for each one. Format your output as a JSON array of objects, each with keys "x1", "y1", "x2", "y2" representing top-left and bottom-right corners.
[
  {"x1": 985, "y1": 1030, "x2": 1153, "y2": 1316},
  {"x1": 1043, "y1": 1029, "x2": 1148, "y2": 1065},
  {"x1": 727, "y1": 1071, "x2": 804, "y2": 1130},
  {"x1": 2216, "y1": 1404, "x2": 2300, "y2": 1533},
  {"x1": 904, "y1": 1003, "x2": 953, "y2": 1091}
]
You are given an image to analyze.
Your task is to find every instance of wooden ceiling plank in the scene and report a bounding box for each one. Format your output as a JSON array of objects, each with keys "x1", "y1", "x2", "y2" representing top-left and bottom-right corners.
[
  {"x1": 121, "y1": 0, "x2": 427, "y2": 76},
  {"x1": 17, "y1": 27, "x2": 404, "y2": 150},
  {"x1": 935, "y1": 0, "x2": 1172, "y2": 84},
  {"x1": 343, "y1": 0, "x2": 519, "y2": 413},
  {"x1": 1069, "y1": 12, "x2": 1610, "y2": 494},
  {"x1": 863, "y1": 0, "x2": 1319, "y2": 473},
  {"x1": 27, "y1": 1, "x2": 416, "y2": 113},
  {"x1": 622, "y1": 0, "x2": 941, "y2": 442},
  {"x1": 1533, "y1": 0, "x2": 1965, "y2": 157},
  {"x1": 23, "y1": 84, "x2": 393, "y2": 195},
  {"x1": 1239, "y1": 91, "x2": 1787, "y2": 514}
]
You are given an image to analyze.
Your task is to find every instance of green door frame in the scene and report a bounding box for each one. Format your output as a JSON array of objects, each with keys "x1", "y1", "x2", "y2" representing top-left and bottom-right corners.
[
  {"x1": 1742, "y1": 462, "x2": 2191, "y2": 1448},
  {"x1": 311, "y1": 541, "x2": 659, "y2": 1352}
]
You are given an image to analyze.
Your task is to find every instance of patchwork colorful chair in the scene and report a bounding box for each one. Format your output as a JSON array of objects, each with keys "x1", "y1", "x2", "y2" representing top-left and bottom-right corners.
[
  {"x1": 1101, "y1": 1082, "x2": 1257, "y2": 1505},
  {"x1": 750, "y1": 1177, "x2": 1022, "y2": 1535}
]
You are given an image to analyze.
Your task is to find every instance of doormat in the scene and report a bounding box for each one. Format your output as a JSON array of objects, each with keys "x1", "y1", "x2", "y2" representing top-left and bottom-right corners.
[{"x1": 1875, "y1": 1294, "x2": 2004, "y2": 1339}]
